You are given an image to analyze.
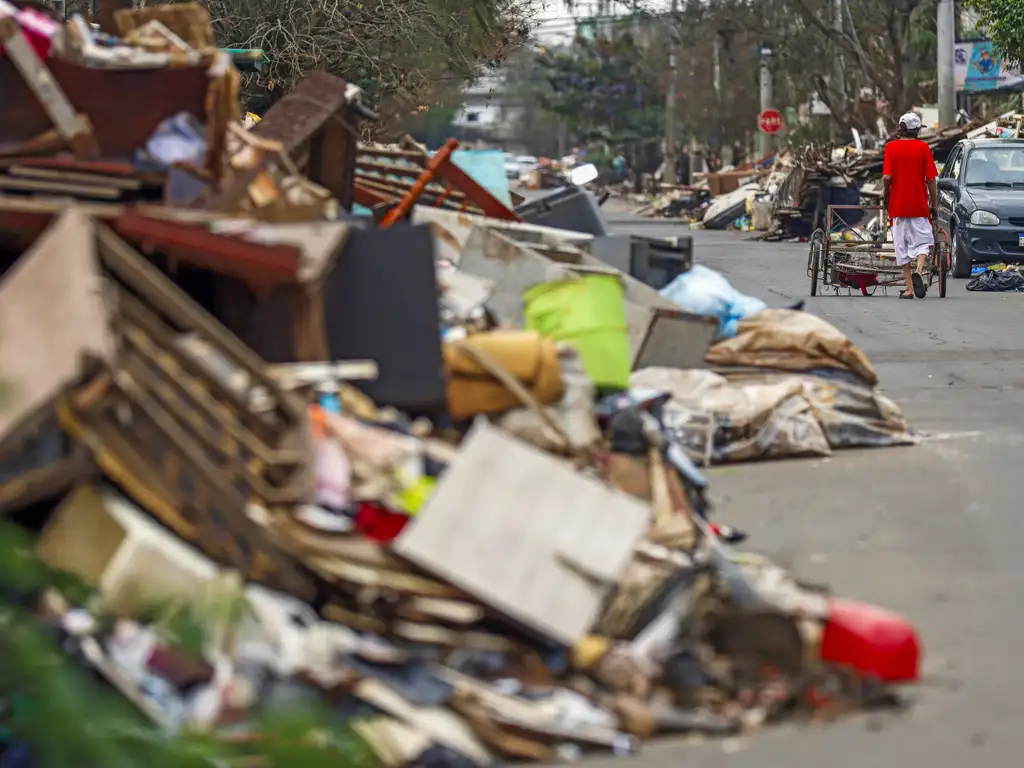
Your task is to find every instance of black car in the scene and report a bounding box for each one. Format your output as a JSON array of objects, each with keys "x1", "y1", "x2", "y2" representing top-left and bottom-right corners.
[{"x1": 937, "y1": 138, "x2": 1024, "y2": 278}]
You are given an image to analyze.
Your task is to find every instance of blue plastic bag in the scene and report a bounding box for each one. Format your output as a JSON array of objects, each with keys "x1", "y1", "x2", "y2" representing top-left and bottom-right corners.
[{"x1": 659, "y1": 264, "x2": 767, "y2": 339}]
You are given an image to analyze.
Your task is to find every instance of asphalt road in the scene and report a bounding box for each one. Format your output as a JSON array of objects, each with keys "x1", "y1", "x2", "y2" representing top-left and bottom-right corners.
[{"x1": 586, "y1": 224, "x2": 1024, "y2": 768}]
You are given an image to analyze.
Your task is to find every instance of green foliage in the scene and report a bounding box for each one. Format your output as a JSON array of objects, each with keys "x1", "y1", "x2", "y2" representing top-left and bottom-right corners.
[
  {"x1": 533, "y1": 36, "x2": 664, "y2": 150},
  {"x1": 138, "y1": 0, "x2": 537, "y2": 132},
  {"x1": 0, "y1": 524, "x2": 377, "y2": 768},
  {"x1": 967, "y1": 0, "x2": 1024, "y2": 67}
]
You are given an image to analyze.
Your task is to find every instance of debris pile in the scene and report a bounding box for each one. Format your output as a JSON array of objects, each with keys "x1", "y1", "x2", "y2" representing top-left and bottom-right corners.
[
  {"x1": 764, "y1": 114, "x2": 1023, "y2": 240},
  {"x1": 615, "y1": 109, "x2": 1020, "y2": 236},
  {"x1": 0, "y1": 5, "x2": 922, "y2": 766}
]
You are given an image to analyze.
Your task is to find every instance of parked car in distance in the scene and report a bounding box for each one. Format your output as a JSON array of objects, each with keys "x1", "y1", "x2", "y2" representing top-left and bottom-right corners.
[
  {"x1": 936, "y1": 138, "x2": 1024, "y2": 278},
  {"x1": 503, "y1": 152, "x2": 521, "y2": 179},
  {"x1": 516, "y1": 155, "x2": 539, "y2": 181}
]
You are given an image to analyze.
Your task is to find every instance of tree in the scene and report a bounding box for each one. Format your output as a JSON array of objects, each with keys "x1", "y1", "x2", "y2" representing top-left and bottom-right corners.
[
  {"x1": 966, "y1": 0, "x2": 1024, "y2": 67},
  {"x1": 532, "y1": 32, "x2": 665, "y2": 166},
  {"x1": 200, "y1": 0, "x2": 538, "y2": 133},
  {"x1": 498, "y1": 47, "x2": 566, "y2": 157},
  {"x1": 57, "y1": 0, "x2": 539, "y2": 134},
  {"x1": 784, "y1": 0, "x2": 937, "y2": 126}
]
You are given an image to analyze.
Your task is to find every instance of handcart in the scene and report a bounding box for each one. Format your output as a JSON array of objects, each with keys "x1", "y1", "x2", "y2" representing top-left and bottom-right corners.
[{"x1": 807, "y1": 205, "x2": 949, "y2": 298}]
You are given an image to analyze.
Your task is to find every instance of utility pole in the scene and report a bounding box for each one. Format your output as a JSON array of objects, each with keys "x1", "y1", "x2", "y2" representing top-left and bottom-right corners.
[
  {"x1": 664, "y1": 0, "x2": 680, "y2": 186},
  {"x1": 713, "y1": 33, "x2": 722, "y2": 104},
  {"x1": 937, "y1": 0, "x2": 956, "y2": 127},
  {"x1": 830, "y1": 0, "x2": 847, "y2": 143},
  {"x1": 759, "y1": 43, "x2": 774, "y2": 158}
]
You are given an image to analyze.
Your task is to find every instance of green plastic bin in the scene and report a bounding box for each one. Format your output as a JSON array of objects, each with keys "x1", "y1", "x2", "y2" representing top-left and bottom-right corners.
[{"x1": 522, "y1": 274, "x2": 631, "y2": 390}]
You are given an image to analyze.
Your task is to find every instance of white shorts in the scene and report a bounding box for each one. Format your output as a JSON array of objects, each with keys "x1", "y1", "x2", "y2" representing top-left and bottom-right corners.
[{"x1": 891, "y1": 217, "x2": 933, "y2": 267}]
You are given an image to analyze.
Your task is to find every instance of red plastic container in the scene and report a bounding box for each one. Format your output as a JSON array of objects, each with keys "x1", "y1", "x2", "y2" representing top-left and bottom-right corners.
[
  {"x1": 355, "y1": 502, "x2": 409, "y2": 543},
  {"x1": 819, "y1": 598, "x2": 921, "y2": 683}
]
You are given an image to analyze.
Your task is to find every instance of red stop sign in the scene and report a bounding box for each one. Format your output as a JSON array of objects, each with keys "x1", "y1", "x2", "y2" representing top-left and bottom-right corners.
[{"x1": 758, "y1": 108, "x2": 783, "y2": 134}]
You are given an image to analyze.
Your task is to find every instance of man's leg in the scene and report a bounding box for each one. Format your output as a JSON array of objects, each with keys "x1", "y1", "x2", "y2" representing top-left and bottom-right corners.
[
  {"x1": 893, "y1": 218, "x2": 913, "y2": 296},
  {"x1": 910, "y1": 217, "x2": 934, "y2": 297}
]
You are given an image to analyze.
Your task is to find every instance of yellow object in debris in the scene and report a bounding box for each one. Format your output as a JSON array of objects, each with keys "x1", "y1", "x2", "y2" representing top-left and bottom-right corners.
[
  {"x1": 391, "y1": 476, "x2": 437, "y2": 516},
  {"x1": 571, "y1": 635, "x2": 611, "y2": 670},
  {"x1": 246, "y1": 112, "x2": 262, "y2": 123}
]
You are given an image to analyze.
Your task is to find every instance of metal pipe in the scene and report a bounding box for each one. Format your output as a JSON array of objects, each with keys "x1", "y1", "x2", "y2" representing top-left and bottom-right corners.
[{"x1": 937, "y1": 0, "x2": 956, "y2": 127}]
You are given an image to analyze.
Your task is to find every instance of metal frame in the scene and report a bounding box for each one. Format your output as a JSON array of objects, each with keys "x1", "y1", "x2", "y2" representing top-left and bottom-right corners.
[{"x1": 807, "y1": 205, "x2": 949, "y2": 298}]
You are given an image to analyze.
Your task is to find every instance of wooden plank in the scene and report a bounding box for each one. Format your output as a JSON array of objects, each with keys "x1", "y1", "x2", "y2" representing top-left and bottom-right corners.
[
  {"x1": 308, "y1": 111, "x2": 359, "y2": 210},
  {"x1": 0, "y1": 210, "x2": 116, "y2": 441},
  {"x1": 0, "y1": 18, "x2": 96, "y2": 157},
  {"x1": 113, "y1": 3, "x2": 217, "y2": 49},
  {"x1": 112, "y1": 211, "x2": 303, "y2": 285},
  {"x1": 393, "y1": 422, "x2": 650, "y2": 645},
  {"x1": 0, "y1": 175, "x2": 123, "y2": 200},
  {"x1": 10, "y1": 166, "x2": 144, "y2": 190}
]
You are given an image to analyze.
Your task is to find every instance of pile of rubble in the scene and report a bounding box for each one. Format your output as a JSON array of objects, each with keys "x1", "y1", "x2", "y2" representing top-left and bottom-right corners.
[
  {"x1": 618, "y1": 109, "x2": 1024, "y2": 237},
  {"x1": 763, "y1": 112, "x2": 1024, "y2": 241},
  {"x1": 0, "y1": 4, "x2": 923, "y2": 766},
  {"x1": 764, "y1": 122, "x2": 982, "y2": 240}
]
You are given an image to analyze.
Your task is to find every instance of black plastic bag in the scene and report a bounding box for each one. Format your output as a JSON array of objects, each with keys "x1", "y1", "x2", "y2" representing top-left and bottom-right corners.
[{"x1": 966, "y1": 270, "x2": 1024, "y2": 292}]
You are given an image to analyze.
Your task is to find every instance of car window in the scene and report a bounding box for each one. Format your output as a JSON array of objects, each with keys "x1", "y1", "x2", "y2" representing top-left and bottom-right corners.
[
  {"x1": 965, "y1": 147, "x2": 1024, "y2": 184},
  {"x1": 946, "y1": 148, "x2": 963, "y2": 179}
]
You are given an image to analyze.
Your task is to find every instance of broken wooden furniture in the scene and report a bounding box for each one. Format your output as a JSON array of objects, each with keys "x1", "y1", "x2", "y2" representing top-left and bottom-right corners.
[
  {"x1": 0, "y1": 198, "x2": 351, "y2": 365},
  {"x1": 0, "y1": 15, "x2": 98, "y2": 158},
  {"x1": 202, "y1": 71, "x2": 370, "y2": 214},
  {"x1": 0, "y1": 47, "x2": 210, "y2": 160},
  {"x1": 357, "y1": 139, "x2": 522, "y2": 224},
  {"x1": 111, "y1": 1, "x2": 217, "y2": 49},
  {"x1": 111, "y1": 211, "x2": 445, "y2": 415},
  {"x1": 0, "y1": 209, "x2": 321, "y2": 598},
  {"x1": 0, "y1": 156, "x2": 165, "y2": 204},
  {"x1": 111, "y1": 209, "x2": 353, "y2": 364}
]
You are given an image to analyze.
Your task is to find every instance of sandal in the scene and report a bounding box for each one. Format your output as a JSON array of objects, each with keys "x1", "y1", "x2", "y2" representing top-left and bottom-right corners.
[
  {"x1": 911, "y1": 272, "x2": 927, "y2": 298},
  {"x1": 898, "y1": 291, "x2": 914, "y2": 299}
]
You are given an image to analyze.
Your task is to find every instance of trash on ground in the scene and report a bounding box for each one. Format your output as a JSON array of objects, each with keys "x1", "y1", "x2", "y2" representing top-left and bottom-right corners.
[{"x1": 0, "y1": 6, "x2": 923, "y2": 765}]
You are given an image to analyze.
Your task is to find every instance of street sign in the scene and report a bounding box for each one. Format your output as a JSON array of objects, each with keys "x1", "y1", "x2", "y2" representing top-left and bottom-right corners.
[{"x1": 758, "y1": 109, "x2": 784, "y2": 134}]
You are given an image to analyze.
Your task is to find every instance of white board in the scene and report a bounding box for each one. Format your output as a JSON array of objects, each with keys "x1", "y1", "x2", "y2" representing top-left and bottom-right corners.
[{"x1": 394, "y1": 423, "x2": 650, "y2": 645}]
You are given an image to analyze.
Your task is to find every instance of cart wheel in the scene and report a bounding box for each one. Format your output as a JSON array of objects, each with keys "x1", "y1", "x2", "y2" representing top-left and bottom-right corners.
[
  {"x1": 933, "y1": 230, "x2": 949, "y2": 298},
  {"x1": 808, "y1": 229, "x2": 825, "y2": 297}
]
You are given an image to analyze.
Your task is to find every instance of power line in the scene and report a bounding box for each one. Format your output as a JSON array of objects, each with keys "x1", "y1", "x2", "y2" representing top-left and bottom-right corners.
[{"x1": 533, "y1": 13, "x2": 680, "y2": 33}]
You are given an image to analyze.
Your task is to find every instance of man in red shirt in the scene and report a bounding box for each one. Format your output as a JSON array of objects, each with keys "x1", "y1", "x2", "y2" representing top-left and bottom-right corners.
[{"x1": 882, "y1": 112, "x2": 939, "y2": 298}]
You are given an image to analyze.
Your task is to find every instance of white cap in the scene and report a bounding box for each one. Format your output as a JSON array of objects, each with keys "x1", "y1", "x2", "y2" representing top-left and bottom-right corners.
[{"x1": 899, "y1": 112, "x2": 922, "y2": 131}]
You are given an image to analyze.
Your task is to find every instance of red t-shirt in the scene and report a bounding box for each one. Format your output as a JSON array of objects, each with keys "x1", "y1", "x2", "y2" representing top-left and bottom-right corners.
[{"x1": 883, "y1": 138, "x2": 938, "y2": 219}]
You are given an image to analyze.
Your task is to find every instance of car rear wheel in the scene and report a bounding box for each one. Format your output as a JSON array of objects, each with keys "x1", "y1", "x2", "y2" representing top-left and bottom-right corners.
[{"x1": 951, "y1": 227, "x2": 973, "y2": 279}]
